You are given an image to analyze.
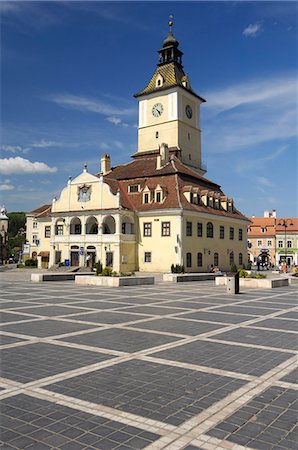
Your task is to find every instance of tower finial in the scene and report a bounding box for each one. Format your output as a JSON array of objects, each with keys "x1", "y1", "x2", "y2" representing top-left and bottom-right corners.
[{"x1": 169, "y1": 14, "x2": 173, "y2": 32}]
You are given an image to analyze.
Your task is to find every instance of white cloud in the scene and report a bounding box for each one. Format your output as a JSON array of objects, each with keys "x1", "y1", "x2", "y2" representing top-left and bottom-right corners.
[
  {"x1": 1, "y1": 144, "x2": 30, "y2": 154},
  {"x1": 106, "y1": 116, "x2": 129, "y2": 127},
  {"x1": 0, "y1": 157, "x2": 57, "y2": 174},
  {"x1": 257, "y1": 176, "x2": 273, "y2": 187},
  {"x1": 243, "y1": 22, "x2": 263, "y2": 38},
  {"x1": 47, "y1": 93, "x2": 136, "y2": 117},
  {"x1": 203, "y1": 75, "x2": 297, "y2": 153},
  {"x1": 204, "y1": 75, "x2": 296, "y2": 114},
  {"x1": 107, "y1": 116, "x2": 122, "y2": 125},
  {"x1": 30, "y1": 139, "x2": 63, "y2": 148},
  {"x1": 236, "y1": 146, "x2": 287, "y2": 173},
  {"x1": 0, "y1": 184, "x2": 14, "y2": 191}
]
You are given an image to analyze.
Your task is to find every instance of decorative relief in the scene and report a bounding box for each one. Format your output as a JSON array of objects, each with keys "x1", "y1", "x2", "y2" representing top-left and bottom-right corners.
[{"x1": 78, "y1": 184, "x2": 91, "y2": 202}]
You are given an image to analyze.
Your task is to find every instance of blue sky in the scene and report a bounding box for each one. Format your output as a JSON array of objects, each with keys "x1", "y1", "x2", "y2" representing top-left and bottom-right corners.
[{"x1": 1, "y1": 0, "x2": 297, "y2": 217}]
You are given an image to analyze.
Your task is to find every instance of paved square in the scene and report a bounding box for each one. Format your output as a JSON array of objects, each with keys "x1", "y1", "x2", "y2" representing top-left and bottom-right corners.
[
  {"x1": 1, "y1": 275, "x2": 297, "y2": 450},
  {"x1": 46, "y1": 359, "x2": 247, "y2": 426},
  {"x1": 1, "y1": 343, "x2": 113, "y2": 383}
]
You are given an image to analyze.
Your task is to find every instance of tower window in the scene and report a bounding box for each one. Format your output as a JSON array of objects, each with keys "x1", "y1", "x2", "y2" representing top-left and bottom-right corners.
[
  {"x1": 156, "y1": 131, "x2": 159, "y2": 139},
  {"x1": 188, "y1": 133, "x2": 190, "y2": 140},
  {"x1": 189, "y1": 154, "x2": 191, "y2": 160},
  {"x1": 157, "y1": 79, "x2": 161, "y2": 86}
]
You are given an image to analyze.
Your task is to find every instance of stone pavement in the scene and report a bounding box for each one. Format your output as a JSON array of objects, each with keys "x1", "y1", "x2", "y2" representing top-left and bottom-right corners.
[{"x1": 0, "y1": 274, "x2": 297, "y2": 449}]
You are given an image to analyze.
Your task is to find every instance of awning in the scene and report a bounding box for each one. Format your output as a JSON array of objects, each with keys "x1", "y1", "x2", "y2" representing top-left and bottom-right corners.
[{"x1": 38, "y1": 251, "x2": 50, "y2": 257}]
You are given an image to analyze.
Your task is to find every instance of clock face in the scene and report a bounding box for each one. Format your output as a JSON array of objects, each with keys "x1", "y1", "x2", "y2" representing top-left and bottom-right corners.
[
  {"x1": 152, "y1": 103, "x2": 164, "y2": 117},
  {"x1": 185, "y1": 105, "x2": 193, "y2": 119}
]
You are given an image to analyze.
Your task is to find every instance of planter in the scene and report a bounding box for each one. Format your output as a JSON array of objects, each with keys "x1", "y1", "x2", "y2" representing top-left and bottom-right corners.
[
  {"x1": 75, "y1": 275, "x2": 154, "y2": 287},
  {"x1": 31, "y1": 272, "x2": 95, "y2": 282},
  {"x1": 163, "y1": 273, "x2": 216, "y2": 282},
  {"x1": 215, "y1": 277, "x2": 289, "y2": 289}
]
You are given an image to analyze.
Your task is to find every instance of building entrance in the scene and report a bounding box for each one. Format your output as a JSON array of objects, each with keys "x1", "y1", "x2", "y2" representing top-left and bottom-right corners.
[{"x1": 71, "y1": 251, "x2": 79, "y2": 266}]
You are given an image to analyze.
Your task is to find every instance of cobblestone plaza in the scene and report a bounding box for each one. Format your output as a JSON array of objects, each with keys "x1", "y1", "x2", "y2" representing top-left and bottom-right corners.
[{"x1": 0, "y1": 275, "x2": 297, "y2": 449}]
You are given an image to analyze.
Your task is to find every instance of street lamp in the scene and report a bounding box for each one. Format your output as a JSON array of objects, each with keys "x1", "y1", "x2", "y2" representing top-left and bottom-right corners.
[{"x1": 278, "y1": 219, "x2": 293, "y2": 268}]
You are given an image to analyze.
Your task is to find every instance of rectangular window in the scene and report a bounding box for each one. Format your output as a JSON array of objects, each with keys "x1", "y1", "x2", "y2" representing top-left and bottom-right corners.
[
  {"x1": 257, "y1": 240, "x2": 262, "y2": 247},
  {"x1": 74, "y1": 224, "x2": 81, "y2": 234},
  {"x1": 44, "y1": 226, "x2": 51, "y2": 238},
  {"x1": 156, "y1": 192, "x2": 161, "y2": 203},
  {"x1": 287, "y1": 240, "x2": 292, "y2": 248},
  {"x1": 143, "y1": 222, "x2": 152, "y2": 237},
  {"x1": 144, "y1": 193, "x2": 149, "y2": 204},
  {"x1": 267, "y1": 240, "x2": 272, "y2": 247},
  {"x1": 128, "y1": 185, "x2": 139, "y2": 193},
  {"x1": 229, "y1": 227, "x2": 234, "y2": 240},
  {"x1": 32, "y1": 234, "x2": 38, "y2": 244},
  {"x1": 144, "y1": 252, "x2": 151, "y2": 263},
  {"x1": 161, "y1": 221, "x2": 170, "y2": 236},
  {"x1": 186, "y1": 221, "x2": 192, "y2": 236},
  {"x1": 186, "y1": 252, "x2": 192, "y2": 268},
  {"x1": 33, "y1": 221, "x2": 38, "y2": 229},
  {"x1": 56, "y1": 225, "x2": 63, "y2": 236},
  {"x1": 278, "y1": 240, "x2": 283, "y2": 248},
  {"x1": 197, "y1": 223, "x2": 202, "y2": 237},
  {"x1": 238, "y1": 228, "x2": 243, "y2": 241},
  {"x1": 220, "y1": 226, "x2": 225, "y2": 239}
]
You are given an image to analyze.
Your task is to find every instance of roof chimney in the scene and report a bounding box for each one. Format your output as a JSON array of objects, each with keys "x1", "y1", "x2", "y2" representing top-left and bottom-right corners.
[
  {"x1": 101, "y1": 154, "x2": 111, "y2": 175},
  {"x1": 157, "y1": 143, "x2": 169, "y2": 169}
]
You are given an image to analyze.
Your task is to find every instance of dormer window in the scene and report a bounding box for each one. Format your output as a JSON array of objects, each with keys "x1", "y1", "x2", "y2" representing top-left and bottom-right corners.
[
  {"x1": 156, "y1": 74, "x2": 164, "y2": 88},
  {"x1": 128, "y1": 184, "x2": 140, "y2": 193},
  {"x1": 156, "y1": 192, "x2": 161, "y2": 203},
  {"x1": 154, "y1": 184, "x2": 166, "y2": 203},
  {"x1": 144, "y1": 193, "x2": 149, "y2": 204}
]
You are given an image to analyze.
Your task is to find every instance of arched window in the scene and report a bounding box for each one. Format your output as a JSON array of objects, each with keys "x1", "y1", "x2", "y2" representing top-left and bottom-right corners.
[
  {"x1": 239, "y1": 253, "x2": 243, "y2": 266},
  {"x1": 197, "y1": 252, "x2": 203, "y2": 267},
  {"x1": 102, "y1": 215, "x2": 116, "y2": 234},
  {"x1": 214, "y1": 252, "x2": 219, "y2": 266},
  {"x1": 229, "y1": 251, "x2": 234, "y2": 265},
  {"x1": 121, "y1": 216, "x2": 134, "y2": 234},
  {"x1": 85, "y1": 216, "x2": 98, "y2": 234},
  {"x1": 207, "y1": 222, "x2": 213, "y2": 238},
  {"x1": 70, "y1": 217, "x2": 81, "y2": 235},
  {"x1": 186, "y1": 252, "x2": 192, "y2": 268}
]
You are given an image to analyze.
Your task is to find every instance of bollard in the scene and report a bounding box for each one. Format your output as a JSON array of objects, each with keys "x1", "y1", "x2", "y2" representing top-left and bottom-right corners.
[{"x1": 227, "y1": 272, "x2": 240, "y2": 294}]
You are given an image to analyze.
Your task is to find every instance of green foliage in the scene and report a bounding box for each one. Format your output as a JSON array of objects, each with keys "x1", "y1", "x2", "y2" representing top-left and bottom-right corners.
[
  {"x1": 120, "y1": 272, "x2": 134, "y2": 277},
  {"x1": 250, "y1": 273, "x2": 266, "y2": 279},
  {"x1": 171, "y1": 264, "x2": 185, "y2": 273},
  {"x1": 238, "y1": 269, "x2": 249, "y2": 278},
  {"x1": 99, "y1": 267, "x2": 118, "y2": 277},
  {"x1": 7, "y1": 212, "x2": 26, "y2": 238},
  {"x1": 24, "y1": 258, "x2": 38, "y2": 267},
  {"x1": 230, "y1": 264, "x2": 238, "y2": 273},
  {"x1": 94, "y1": 260, "x2": 103, "y2": 275}
]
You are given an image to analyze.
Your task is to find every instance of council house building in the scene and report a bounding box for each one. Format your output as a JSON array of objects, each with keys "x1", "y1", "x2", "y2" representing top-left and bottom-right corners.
[{"x1": 26, "y1": 21, "x2": 249, "y2": 272}]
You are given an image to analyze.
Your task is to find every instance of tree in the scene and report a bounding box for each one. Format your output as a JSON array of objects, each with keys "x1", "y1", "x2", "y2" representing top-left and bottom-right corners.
[{"x1": 7, "y1": 212, "x2": 26, "y2": 237}]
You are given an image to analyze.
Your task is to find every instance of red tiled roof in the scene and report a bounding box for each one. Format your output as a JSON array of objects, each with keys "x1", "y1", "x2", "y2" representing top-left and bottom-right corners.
[
  {"x1": 29, "y1": 204, "x2": 51, "y2": 217},
  {"x1": 276, "y1": 218, "x2": 298, "y2": 232}
]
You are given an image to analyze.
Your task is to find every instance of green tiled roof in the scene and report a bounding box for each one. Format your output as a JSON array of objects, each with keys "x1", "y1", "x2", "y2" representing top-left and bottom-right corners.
[{"x1": 134, "y1": 63, "x2": 205, "y2": 101}]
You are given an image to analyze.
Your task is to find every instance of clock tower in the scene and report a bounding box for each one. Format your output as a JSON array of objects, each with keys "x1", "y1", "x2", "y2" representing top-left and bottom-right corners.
[{"x1": 134, "y1": 18, "x2": 206, "y2": 174}]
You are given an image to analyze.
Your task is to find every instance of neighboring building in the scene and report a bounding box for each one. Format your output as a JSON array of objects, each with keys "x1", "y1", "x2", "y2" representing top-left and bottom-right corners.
[
  {"x1": 276, "y1": 218, "x2": 298, "y2": 267},
  {"x1": 26, "y1": 21, "x2": 249, "y2": 272},
  {"x1": 247, "y1": 211, "x2": 298, "y2": 267},
  {"x1": 247, "y1": 210, "x2": 277, "y2": 266},
  {"x1": 0, "y1": 207, "x2": 9, "y2": 264}
]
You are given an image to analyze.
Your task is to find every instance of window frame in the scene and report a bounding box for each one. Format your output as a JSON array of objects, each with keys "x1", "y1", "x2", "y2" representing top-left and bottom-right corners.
[
  {"x1": 186, "y1": 252, "x2": 192, "y2": 268},
  {"x1": 144, "y1": 252, "x2": 152, "y2": 263},
  {"x1": 44, "y1": 226, "x2": 51, "y2": 238},
  {"x1": 229, "y1": 227, "x2": 234, "y2": 240},
  {"x1": 186, "y1": 221, "x2": 192, "y2": 236},
  {"x1": 143, "y1": 222, "x2": 152, "y2": 237},
  {"x1": 238, "y1": 228, "x2": 243, "y2": 241},
  {"x1": 206, "y1": 222, "x2": 213, "y2": 238},
  {"x1": 161, "y1": 221, "x2": 170, "y2": 237},
  {"x1": 197, "y1": 222, "x2": 203, "y2": 237},
  {"x1": 220, "y1": 225, "x2": 225, "y2": 239},
  {"x1": 197, "y1": 252, "x2": 203, "y2": 267}
]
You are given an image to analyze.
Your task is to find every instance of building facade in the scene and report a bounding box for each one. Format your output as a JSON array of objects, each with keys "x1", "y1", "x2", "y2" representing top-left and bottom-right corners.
[
  {"x1": 26, "y1": 22, "x2": 249, "y2": 272},
  {"x1": 247, "y1": 211, "x2": 298, "y2": 267}
]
